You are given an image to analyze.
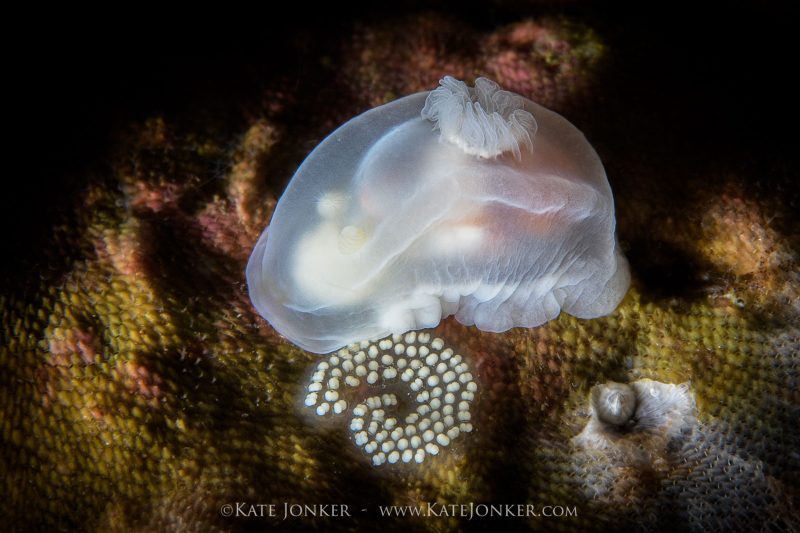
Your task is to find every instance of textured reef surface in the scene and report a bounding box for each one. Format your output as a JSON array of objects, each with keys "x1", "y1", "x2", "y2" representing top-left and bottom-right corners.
[{"x1": 2, "y1": 6, "x2": 798, "y2": 532}]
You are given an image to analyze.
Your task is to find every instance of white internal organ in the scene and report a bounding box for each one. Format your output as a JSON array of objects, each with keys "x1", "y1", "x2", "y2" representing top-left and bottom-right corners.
[
  {"x1": 291, "y1": 221, "x2": 369, "y2": 305},
  {"x1": 292, "y1": 208, "x2": 489, "y2": 318},
  {"x1": 303, "y1": 332, "x2": 476, "y2": 466},
  {"x1": 294, "y1": 191, "x2": 373, "y2": 303},
  {"x1": 299, "y1": 199, "x2": 511, "y2": 332},
  {"x1": 293, "y1": 209, "x2": 570, "y2": 336},
  {"x1": 338, "y1": 225, "x2": 367, "y2": 255},
  {"x1": 425, "y1": 222, "x2": 485, "y2": 255}
]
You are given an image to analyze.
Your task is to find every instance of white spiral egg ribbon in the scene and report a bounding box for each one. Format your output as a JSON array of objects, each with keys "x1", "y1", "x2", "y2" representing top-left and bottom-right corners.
[{"x1": 247, "y1": 76, "x2": 630, "y2": 353}]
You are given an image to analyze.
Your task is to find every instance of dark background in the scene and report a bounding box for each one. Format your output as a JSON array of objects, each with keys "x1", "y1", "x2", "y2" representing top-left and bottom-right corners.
[{"x1": 6, "y1": 2, "x2": 796, "y2": 270}]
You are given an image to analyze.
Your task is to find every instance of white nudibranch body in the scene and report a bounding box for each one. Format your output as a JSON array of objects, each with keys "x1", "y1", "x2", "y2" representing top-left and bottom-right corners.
[{"x1": 247, "y1": 76, "x2": 630, "y2": 354}]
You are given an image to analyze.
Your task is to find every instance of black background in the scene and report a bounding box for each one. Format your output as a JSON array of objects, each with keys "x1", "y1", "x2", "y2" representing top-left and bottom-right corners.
[{"x1": 5, "y1": 2, "x2": 796, "y2": 270}]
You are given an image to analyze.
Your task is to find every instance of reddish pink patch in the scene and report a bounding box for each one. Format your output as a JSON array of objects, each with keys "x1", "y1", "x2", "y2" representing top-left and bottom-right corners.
[
  {"x1": 506, "y1": 22, "x2": 552, "y2": 46},
  {"x1": 48, "y1": 328, "x2": 100, "y2": 365},
  {"x1": 74, "y1": 329, "x2": 98, "y2": 364},
  {"x1": 195, "y1": 199, "x2": 253, "y2": 263},
  {"x1": 129, "y1": 180, "x2": 184, "y2": 213},
  {"x1": 118, "y1": 359, "x2": 164, "y2": 400}
]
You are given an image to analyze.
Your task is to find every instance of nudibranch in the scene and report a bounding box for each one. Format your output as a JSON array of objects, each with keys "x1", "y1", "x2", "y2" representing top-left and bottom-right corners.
[{"x1": 247, "y1": 76, "x2": 630, "y2": 354}]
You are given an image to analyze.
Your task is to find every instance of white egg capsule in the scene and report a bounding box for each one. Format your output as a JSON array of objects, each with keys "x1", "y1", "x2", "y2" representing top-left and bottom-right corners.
[{"x1": 303, "y1": 332, "x2": 477, "y2": 467}]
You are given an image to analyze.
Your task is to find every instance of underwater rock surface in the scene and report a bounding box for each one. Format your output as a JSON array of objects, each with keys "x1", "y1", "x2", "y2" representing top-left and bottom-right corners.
[{"x1": 2, "y1": 7, "x2": 798, "y2": 533}]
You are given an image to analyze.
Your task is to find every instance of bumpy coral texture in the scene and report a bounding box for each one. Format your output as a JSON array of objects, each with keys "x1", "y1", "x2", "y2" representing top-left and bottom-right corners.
[{"x1": 2, "y1": 13, "x2": 798, "y2": 533}]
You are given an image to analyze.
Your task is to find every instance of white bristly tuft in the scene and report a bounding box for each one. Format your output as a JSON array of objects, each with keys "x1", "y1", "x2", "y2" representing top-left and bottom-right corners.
[{"x1": 421, "y1": 76, "x2": 537, "y2": 160}]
